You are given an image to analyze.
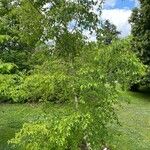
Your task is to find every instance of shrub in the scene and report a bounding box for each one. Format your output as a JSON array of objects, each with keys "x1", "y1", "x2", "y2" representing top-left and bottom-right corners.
[
  {"x1": 0, "y1": 60, "x2": 18, "y2": 74},
  {"x1": 9, "y1": 111, "x2": 91, "y2": 150},
  {"x1": 0, "y1": 74, "x2": 23, "y2": 102},
  {"x1": 0, "y1": 60, "x2": 22, "y2": 102},
  {"x1": 9, "y1": 39, "x2": 145, "y2": 149}
]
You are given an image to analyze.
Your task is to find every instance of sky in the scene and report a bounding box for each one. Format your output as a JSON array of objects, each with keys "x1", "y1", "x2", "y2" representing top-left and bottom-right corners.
[
  {"x1": 44, "y1": 0, "x2": 140, "y2": 41},
  {"x1": 102, "y1": 0, "x2": 140, "y2": 37}
]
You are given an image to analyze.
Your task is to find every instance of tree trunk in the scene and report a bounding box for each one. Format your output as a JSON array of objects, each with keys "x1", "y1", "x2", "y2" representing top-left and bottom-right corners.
[{"x1": 80, "y1": 140, "x2": 89, "y2": 150}]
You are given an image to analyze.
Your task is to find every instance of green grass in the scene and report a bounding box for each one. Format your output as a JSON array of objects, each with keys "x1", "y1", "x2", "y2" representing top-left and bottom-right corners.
[
  {"x1": 0, "y1": 91, "x2": 150, "y2": 149},
  {"x1": 110, "y1": 91, "x2": 150, "y2": 150},
  {"x1": 0, "y1": 104, "x2": 43, "y2": 150}
]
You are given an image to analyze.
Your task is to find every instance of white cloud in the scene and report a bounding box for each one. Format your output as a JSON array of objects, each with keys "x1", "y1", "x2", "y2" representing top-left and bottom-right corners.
[
  {"x1": 134, "y1": 0, "x2": 140, "y2": 7},
  {"x1": 83, "y1": 30, "x2": 97, "y2": 41},
  {"x1": 101, "y1": 9, "x2": 132, "y2": 37}
]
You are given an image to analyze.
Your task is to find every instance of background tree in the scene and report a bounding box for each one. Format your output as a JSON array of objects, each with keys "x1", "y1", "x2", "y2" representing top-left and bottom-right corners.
[
  {"x1": 129, "y1": 0, "x2": 150, "y2": 86},
  {"x1": 0, "y1": 0, "x2": 104, "y2": 65},
  {"x1": 97, "y1": 20, "x2": 120, "y2": 45},
  {"x1": 0, "y1": 0, "x2": 44, "y2": 70},
  {"x1": 129, "y1": 0, "x2": 150, "y2": 65}
]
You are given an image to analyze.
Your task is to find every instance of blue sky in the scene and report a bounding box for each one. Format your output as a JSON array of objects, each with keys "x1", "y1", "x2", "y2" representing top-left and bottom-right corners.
[
  {"x1": 114, "y1": 0, "x2": 137, "y2": 9},
  {"x1": 44, "y1": 0, "x2": 139, "y2": 40},
  {"x1": 104, "y1": 0, "x2": 139, "y2": 9},
  {"x1": 101, "y1": 0, "x2": 140, "y2": 37}
]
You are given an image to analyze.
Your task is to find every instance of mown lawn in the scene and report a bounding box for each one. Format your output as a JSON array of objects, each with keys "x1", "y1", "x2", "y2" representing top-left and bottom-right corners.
[
  {"x1": 0, "y1": 91, "x2": 150, "y2": 149},
  {"x1": 0, "y1": 104, "x2": 43, "y2": 150},
  {"x1": 110, "y1": 91, "x2": 150, "y2": 150}
]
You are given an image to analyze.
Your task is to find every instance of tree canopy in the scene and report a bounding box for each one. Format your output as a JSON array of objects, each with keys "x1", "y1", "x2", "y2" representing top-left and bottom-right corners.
[
  {"x1": 97, "y1": 20, "x2": 120, "y2": 45},
  {"x1": 129, "y1": 0, "x2": 150, "y2": 65}
]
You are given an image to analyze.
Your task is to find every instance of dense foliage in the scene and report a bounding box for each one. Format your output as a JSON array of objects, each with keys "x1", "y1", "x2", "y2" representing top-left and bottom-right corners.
[
  {"x1": 130, "y1": 0, "x2": 150, "y2": 65},
  {"x1": 97, "y1": 20, "x2": 120, "y2": 45},
  {"x1": 129, "y1": 0, "x2": 150, "y2": 85},
  {"x1": 8, "y1": 39, "x2": 145, "y2": 149},
  {"x1": 0, "y1": 0, "x2": 103, "y2": 57},
  {"x1": 0, "y1": 0, "x2": 146, "y2": 149}
]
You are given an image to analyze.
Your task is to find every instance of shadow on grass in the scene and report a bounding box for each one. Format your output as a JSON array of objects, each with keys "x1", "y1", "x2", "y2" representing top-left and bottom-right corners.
[{"x1": 131, "y1": 87, "x2": 150, "y2": 102}]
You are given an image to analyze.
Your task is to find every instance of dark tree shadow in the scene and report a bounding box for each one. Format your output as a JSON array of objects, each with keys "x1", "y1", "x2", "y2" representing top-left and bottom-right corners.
[{"x1": 132, "y1": 87, "x2": 150, "y2": 102}]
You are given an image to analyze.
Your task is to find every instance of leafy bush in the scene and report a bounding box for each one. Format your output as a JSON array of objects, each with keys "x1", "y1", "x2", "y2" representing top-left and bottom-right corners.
[
  {"x1": 0, "y1": 60, "x2": 21, "y2": 102},
  {"x1": 0, "y1": 35, "x2": 11, "y2": 44},
  {"x1": 0, "y1": 60, "x2": 18, "y2": 74},
  {"x1": 0, "y1": 50, "x2": 31, "y2": 71},
  {"x1": 9, "y1": 39, "x2": 145, "y2": 149},
  {"x1": 9, "y1": 111, "x2": 91, "y2": 150},
  {"x1": 0, "y1": 74, "x2": 23, "y2": 102}
]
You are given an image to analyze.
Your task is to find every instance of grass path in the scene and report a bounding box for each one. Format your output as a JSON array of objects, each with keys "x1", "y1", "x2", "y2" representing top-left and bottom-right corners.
[
  {"x1": 0, "y1": 91, "x2": 150, "y2": 149},
  {"x1": 110, "y1": 91, "x2": 150, "y2": 150}
]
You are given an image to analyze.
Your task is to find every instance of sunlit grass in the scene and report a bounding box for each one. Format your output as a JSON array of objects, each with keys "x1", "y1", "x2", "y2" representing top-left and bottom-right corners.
[
  {"x1": 0, "y1": 91, "x2": 150, "y2": 149},
  {"x1": 0, "y1": 104, "x2": 43, "y2": 149},
  {"x1": 110, "y1": 91, "x2": 150, "y2": 150}
]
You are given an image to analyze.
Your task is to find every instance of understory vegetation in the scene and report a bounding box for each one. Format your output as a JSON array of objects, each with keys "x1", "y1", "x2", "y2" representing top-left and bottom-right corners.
[{"x1": 0, "y1": 38, "x2": 145, "y2": 149}]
